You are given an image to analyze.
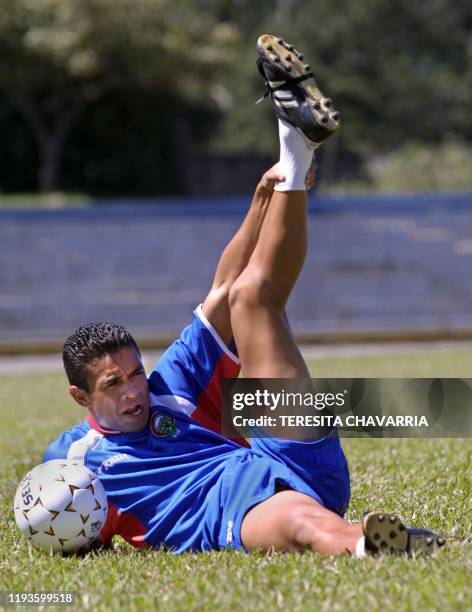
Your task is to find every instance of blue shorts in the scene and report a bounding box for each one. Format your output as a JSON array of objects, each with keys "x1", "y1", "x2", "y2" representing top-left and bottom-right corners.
[
  {"x1": 212, "y1": 434, "x2": 350, "y2": 550},
  {"x1": 150, "y1": 306, "x2": 351, "y2": 551}
]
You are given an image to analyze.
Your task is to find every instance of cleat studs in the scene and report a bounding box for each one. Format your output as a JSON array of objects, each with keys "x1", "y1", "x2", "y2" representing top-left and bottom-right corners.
[
  {"x1": 277, "y1": 38, "x2": 284, "y2": 44},
  {"x1": 398, "y1": 523, "x2": 406, "y2": 531},
  {"x1": 426, "y1": 537, "x2": 434, "y2": 545},
  {"x1": 321, "y1": 114, "x2": 328, "y2": 123},
  {"x1": 389, "y1": 531, "x2": 397, "y2": 539},
  {"x1": 390, "y1": 546, "x2": 395, "y2": 553},
  {"x1": 267, "y1": 45, "x2": 273, "y2": 51},
  {"x1": 389, "y1": 515, "x2": 397, "y2": 524},
  {"x1": 438, "y1": 537, "x2": 445, "y2": 547},
  {"x1": 324, "y1": 98, "x2": 333, "y2": 108},
  {"x1": 285, "y1": 65, "x2": 292, "y2": 72},
  {"x1": 298, "y1": 54, "x2": 304, "y2": 61},
  {"x1": 304, "y1": 64, "x2": 311, "y2": 72},
  {"x1": 374, "y1": 532, "x2": 381, "y2": 540},
  {"x1": 378, "y1": 515, "x2": 385, "y2": 522},
  {"x1": 313, "y1": 101, "x2": 321, "y2": 110},
  {"x1": 380, "y1": 541, "x2": 388, "y2": 548},
  {"x1": 286, "y1": 44, "x2": 294, "y2": 51},
  {"x1": 274, "y1": 56, "x2": 281, "y2": 63},
  {"x1": 285, "y1": 55, "x2": 292, "y2": 61},
  {"x1": 332, "y1": 111, "x2": 340, "y2": 120}
]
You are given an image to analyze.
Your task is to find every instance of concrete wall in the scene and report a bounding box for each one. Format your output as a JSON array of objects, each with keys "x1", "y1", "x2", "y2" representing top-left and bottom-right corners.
[{"x1": 1, "y1": 193, "x2": 471, "y2": 346}]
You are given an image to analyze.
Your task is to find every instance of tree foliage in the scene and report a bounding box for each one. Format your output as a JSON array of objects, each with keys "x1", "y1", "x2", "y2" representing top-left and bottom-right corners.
[
  {"x1": 0, "y1": 0, "x2": 238, "y2": 191},
  {"x1": 0, "y1": 0, "x2": 470, "y2": 193},
  {"x1": 211, "y1": 0, "x2": 472, "y2": 158}
]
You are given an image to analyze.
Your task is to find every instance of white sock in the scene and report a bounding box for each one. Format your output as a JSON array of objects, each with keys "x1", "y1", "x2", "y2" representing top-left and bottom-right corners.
[
  {"x1": 274, "y1": 119, "x2": 315, "y2": 192},
  {"x1": 354, "y1": 536, "x2": 367, "y2": 558}
]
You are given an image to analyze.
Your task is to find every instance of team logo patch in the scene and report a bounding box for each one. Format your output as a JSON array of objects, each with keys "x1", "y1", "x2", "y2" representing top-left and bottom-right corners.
[{"x1": 150, "y1": 412, "x2": 181, "y2": 439}]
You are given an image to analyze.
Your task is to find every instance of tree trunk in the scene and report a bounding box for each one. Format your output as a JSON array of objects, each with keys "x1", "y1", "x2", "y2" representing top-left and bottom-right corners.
[
  {"x1": 276, "y1": 0, "x2": 300, "y2": 23},
  {"x1": 36, "y1": 101, "x2": 87, "y2": 193},
  {"x1": 321, "y1": 135, "x2": 339, "y2": 186},
  {"x1": 38, "y1": 133, "x2": 61, "y2": 193},
  {"x1": 3, "y1": 89, "x2": 88, "y2": 193}
]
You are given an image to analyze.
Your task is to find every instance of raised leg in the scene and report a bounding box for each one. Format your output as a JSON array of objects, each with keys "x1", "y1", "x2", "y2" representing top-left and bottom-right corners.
[
  {"x1": 229, "y1": 121, "x2": 315, "y2": 377},
  {"x1": 201, "y1": 168, "x2": 282, "y2": 345},
  {"x1": 229, "y1": 190, "x2": 310, "y2": 377},
  {"x1": 202, "y1": 162, "x2": 316, "y2": 346},
  {"x1": 237, "y1": 34, "x2": 446, "y2": 561}
]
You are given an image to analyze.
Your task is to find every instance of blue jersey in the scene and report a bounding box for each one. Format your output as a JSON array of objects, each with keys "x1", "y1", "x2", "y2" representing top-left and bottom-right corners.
[{"x1": 44, "y1": 306, "x2": 350, "y2": 553}]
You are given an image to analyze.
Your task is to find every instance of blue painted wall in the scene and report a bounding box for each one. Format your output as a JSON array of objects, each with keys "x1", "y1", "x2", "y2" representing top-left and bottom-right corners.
[{"x1": 1, "y1": 193, "x2": 471, "y2": 343}]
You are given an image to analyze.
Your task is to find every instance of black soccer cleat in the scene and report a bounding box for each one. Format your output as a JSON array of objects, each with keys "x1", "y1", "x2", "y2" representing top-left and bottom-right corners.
[
  {"x1": 407, "y1": 526, "x2": 447, "y2": 557},
  {"x1": 256, "y1": 34, "x2": 340, "y2": 147},
  {"x1": 363, "y1": 512, "x2": 446, "y2": 557}
]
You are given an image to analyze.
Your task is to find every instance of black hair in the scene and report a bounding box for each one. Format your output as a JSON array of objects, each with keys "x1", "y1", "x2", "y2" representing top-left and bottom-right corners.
[{"x1": 62, "y1": 322, "x2": 141, "y2": 391}]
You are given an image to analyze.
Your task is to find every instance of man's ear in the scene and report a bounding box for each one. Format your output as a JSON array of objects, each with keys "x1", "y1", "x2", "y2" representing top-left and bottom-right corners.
[{"x1": 69, "y1": 386, "x2": 91, "y2": 408}]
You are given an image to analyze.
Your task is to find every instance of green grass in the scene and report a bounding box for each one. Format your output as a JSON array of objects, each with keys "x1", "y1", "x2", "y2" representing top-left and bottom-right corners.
[
  {"x1": 0, "y1": 193, "x2": 91, "y2": 207},
  {"x1": 321, "y1": 140, "x2": 472, "y2": 194},
  {"x1": 0, "y1": 349, "x2": 471, "y2": 611}
]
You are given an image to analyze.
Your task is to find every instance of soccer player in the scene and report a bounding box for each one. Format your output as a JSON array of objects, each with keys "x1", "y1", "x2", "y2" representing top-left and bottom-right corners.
[{"x1": 44, "y1": 35, "x2": 444, "y2": 557}]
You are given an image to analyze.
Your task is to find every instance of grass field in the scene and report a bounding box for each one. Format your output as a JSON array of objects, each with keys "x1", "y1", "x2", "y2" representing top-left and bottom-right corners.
[{"x1": 0, "y1": 348, "x2": 471, "y2": 611}]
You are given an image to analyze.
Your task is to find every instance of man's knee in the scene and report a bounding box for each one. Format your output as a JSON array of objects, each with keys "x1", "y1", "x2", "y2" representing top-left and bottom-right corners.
[
  {"x1": 229, "y1": 271, "x2": 283, "y2": 312},
  {"x1": 287, "y1": 503, "x2": 332, "y2": 550}
]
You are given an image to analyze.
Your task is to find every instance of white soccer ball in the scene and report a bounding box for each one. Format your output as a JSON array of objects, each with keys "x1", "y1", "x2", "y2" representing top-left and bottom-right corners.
[{"x1": 14, "y1": 459, "x2": 108, "y2": 554}]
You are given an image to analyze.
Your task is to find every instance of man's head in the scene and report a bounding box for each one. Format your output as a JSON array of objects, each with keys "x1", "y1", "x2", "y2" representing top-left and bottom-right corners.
[{"x1": 63, "y1": 323, "x2": 150, "y2": 432}]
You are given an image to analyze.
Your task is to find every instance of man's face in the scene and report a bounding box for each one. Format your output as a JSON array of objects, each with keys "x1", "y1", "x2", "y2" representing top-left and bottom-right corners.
[{"x1": 76, "y1": 346, "x2": 150, "y2": 433}]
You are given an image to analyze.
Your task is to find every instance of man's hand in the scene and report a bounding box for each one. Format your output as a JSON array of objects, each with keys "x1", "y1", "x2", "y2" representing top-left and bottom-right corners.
[
  {"x1": 258, "y1": 163, "x2": 286, "y2": 194},
  {"x1": 304, "y1": 155, "x2": 317, "y2": 191},
  {"x1": 258, "y1": 154, "x2": 318, "y2": 194}
]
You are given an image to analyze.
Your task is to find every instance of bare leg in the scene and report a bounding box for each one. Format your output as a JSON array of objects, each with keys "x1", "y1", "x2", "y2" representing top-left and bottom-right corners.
[
  {"x1": 228, "y1": 116, "x2": 317, "y2": 377},
  {"x1": 232, "y1": 191, "x2": 359, "y2": 554},
  {"x1": 202, "y1": 163, "x2": 316, "y2": 345},
  {"x1": 229, "y1": 189, "x2": 310, "y2": 377},
  {"x1": 201, "y1": 174, "x2": 277, "y2": 345},
  {"x1": 241, "y1": 491, "x2": 362, "y2": 554},
  {"x1": 231, "y1": 125, "x2": 351, "y2": 552}
]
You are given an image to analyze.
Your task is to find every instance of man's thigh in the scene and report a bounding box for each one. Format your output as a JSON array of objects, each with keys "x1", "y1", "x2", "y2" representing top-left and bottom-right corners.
[{"x1": 201, "y1": 287, "x2": 233, "y2": 346}]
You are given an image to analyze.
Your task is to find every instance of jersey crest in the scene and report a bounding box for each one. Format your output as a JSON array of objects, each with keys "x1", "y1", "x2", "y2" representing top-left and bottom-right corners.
[{"x1": 150, "y1": 412, "x2": 181, "y2": 439}]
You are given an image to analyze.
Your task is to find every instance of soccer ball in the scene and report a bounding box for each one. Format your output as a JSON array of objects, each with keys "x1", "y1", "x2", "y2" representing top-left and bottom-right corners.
[{"x1": 14, "y1": 459, "x2": 108, "y2": 554}]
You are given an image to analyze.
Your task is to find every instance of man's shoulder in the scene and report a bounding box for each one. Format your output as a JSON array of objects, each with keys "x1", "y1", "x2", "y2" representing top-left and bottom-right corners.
[{"x1": 42, "y1": 420, "x2": 94, "y2": 462}]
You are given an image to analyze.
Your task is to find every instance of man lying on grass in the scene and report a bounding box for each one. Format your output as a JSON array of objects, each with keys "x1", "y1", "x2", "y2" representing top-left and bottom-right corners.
[{"x1": 44, "y1": 35, "x2": 445, "y2": 558}]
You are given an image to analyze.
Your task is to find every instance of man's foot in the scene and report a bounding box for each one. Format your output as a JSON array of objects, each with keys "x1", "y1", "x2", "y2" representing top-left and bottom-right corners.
[
  {"x1": 256, "y1": 34, "x2": 340, "y2": 147},
  {"x1": 363, "y1": 512, "x2": 446, "y2": 557}
]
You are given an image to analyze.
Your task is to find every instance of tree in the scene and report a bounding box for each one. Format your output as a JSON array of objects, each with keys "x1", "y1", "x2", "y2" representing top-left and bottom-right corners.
[
  {"x1": 209, "y1": 0, "x2": 472, "y2": 181},
  {"x1": 0, "y1": 0, "x2": 238, "y2": 191},
  {"x1": 291, "y1": 0, "x2": 472, "y2": 152}
]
